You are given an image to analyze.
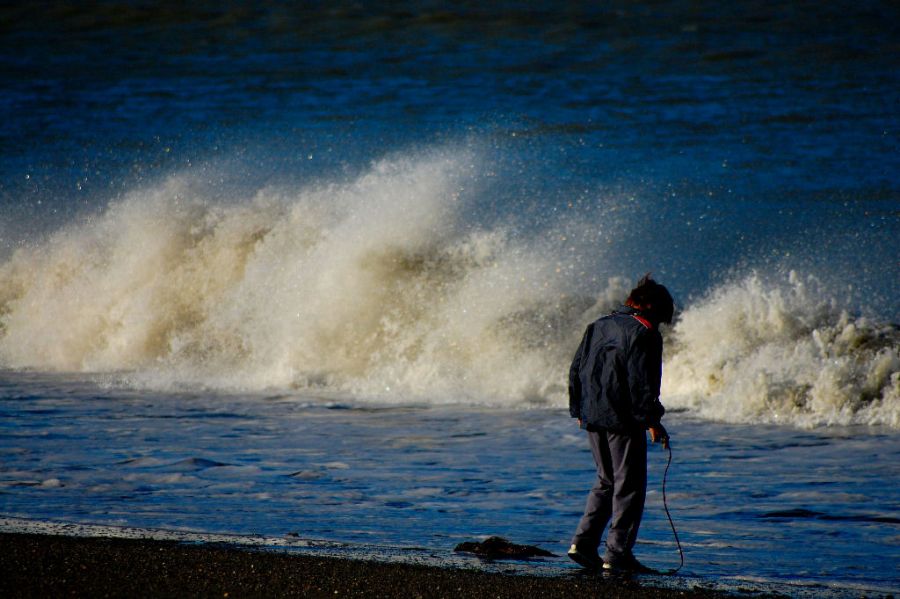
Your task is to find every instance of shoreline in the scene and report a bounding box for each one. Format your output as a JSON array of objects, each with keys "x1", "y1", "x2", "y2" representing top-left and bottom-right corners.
[{"x1": 0, "y1": 532, "x2": 737, "y2": 599}]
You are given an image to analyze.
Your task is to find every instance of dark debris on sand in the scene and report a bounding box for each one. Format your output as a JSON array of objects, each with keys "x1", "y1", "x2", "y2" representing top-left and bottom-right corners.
[
  {"x1": 454, "y1": 535, "x2": 555, "y2": 559},
  {"x1": 1, "y1": 532, "x2": 735, "y2": 598}
]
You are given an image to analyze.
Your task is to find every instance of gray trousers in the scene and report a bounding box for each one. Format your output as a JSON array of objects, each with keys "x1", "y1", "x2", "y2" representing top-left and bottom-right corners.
[{"x1": 572, "y1": 428, "x2": 647, "y2": 559}]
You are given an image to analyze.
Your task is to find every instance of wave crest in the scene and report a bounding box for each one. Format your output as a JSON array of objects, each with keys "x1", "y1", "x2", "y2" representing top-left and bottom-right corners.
[
  {"x1": 664, "y1": 272, "x2": 899, "y2": 427},
  {"x1": 0, "y1": 151, "x2": 622, "y2": 404},
  {"x1": 2, "y1": 151, "x2": 897, "y2": 427}
]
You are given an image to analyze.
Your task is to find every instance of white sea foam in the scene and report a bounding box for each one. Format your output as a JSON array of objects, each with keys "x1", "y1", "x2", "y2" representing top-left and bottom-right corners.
[
  {"x1": 1, "y1": 151, "x2": 897, "y2": 426},
  {"x1": 0, "y1": 150, "x2": 621, "y2": 403},
  {"x1": 663, "y1": 272, "x2": 899, "y2": 428}
]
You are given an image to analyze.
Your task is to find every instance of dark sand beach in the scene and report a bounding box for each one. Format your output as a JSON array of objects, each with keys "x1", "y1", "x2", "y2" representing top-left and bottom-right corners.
[{"x1": 0, "y1": 533, "x2": 735, "y2": 598}]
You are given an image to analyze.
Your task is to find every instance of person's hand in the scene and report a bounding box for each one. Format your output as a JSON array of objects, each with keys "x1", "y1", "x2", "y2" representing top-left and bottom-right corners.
[
  {"x1": 577, "y1": 418, "x2": 582, "y2": 428},
  {"x1": 649, "y1": 424, "x2": 669, "y2": 449}
]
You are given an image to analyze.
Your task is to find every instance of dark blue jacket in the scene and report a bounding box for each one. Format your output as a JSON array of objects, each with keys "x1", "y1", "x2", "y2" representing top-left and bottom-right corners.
[{"x1": 568, "y1": 306, "x2": 665, "y2": 432}]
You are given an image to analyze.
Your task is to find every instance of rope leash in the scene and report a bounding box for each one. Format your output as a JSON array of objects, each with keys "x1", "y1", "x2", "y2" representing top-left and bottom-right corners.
[{"x1": 660, "y1": 441, "x2": 684, "y2": 575}]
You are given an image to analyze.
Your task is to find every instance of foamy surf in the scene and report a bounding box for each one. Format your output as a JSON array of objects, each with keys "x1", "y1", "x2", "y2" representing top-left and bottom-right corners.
[
  {"x1": 664, "y1": 272, "x2": 899, "y2": 428},
  {"x1": 0, "y1": 150, "x2": 619, "y2": 403},
  {"x1": 0, "y1": 151, "x2": 897, "y2": 427}
]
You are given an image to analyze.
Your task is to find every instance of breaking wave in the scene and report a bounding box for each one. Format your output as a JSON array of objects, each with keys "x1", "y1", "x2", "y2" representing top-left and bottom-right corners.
[
  {"x1": 663, "y1": 272, "x2": 899, "y2": 428},
  {"x1": 0, "y1": 150, "x2": 622, "y2": 403},
  {"x1": 0, "y1": 149, "x2": 897, "y2": 427}
]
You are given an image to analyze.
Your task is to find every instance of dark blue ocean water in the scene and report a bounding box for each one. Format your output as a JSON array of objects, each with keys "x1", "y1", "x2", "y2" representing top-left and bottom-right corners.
[
  {"x1": 2, "y1": 375, "x2": 899, "y2": 597},
  {"x1": 2, "y1": 2, "x2": 898, "y2": 311},
  {"x1": 1, "y1": 2, "x2": 899, "y2": 596}
]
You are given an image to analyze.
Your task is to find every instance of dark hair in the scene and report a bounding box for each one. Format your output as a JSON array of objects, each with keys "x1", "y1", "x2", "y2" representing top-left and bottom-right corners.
[{"x1": 626, "y1": 273, "x2": 674, "y2": 325}]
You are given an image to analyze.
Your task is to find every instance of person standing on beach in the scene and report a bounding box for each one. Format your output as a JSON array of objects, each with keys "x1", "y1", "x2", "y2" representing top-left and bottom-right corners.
[{"x1": 567, "y1": 274, "x2": 674, "y2": 573}]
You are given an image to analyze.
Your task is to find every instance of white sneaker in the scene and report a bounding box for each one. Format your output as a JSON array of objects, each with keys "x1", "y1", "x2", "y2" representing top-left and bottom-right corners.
[
  {"x1": 567, "y1": 544, "x2": 601, "y2": 570},
  {"x1": 602, "y1": 553, "x2": 656, "y2": 574}
]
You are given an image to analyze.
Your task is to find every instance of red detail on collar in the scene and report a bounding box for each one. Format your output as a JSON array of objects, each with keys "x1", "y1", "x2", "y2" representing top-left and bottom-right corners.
[{"x1": 632, "y1": 314, "x2": 653, "y2": 329}]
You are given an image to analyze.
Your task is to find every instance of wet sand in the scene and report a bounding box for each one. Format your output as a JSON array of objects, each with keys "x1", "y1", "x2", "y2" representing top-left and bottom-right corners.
[{"x1": 0, "y1": 532, "x2": 734, "y2": 598}]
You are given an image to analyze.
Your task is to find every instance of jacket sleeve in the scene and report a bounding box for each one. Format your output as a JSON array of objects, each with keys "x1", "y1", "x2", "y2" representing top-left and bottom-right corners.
[
  {"x1": 626, "y1": 329, "x2": 665, "y2": 428},
  {"x1": 568, "y1": 324, "x2": 592, "y2": 419}
]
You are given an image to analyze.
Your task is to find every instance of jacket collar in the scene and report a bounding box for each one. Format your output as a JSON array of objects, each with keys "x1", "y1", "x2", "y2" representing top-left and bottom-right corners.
[{"x1": 616, "y1": 305, "x2": 653, "y2": 329}]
